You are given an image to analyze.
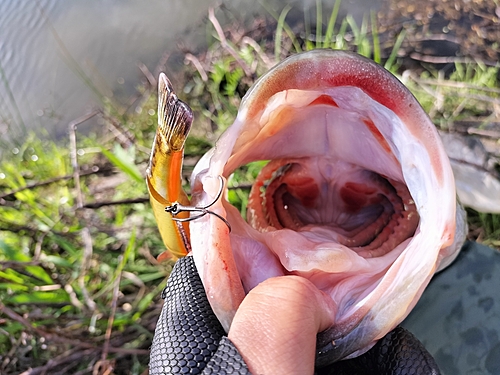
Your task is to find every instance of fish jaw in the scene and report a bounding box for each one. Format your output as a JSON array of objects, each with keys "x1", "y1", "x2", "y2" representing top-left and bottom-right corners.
[
  {"x1": 189, "y1": 173, "x2": 246, "y2": 331},
  {"x1": 190, "y1": 50, "x2": 465, "y2": 361}
]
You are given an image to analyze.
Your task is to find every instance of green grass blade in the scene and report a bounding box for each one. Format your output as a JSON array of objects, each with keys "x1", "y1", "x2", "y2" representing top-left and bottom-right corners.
[
  {"x1": 26, "y1": 265, "x2": 54, "y2": 285},
  {"x1": 0, "y1": 239, "x2": 29, "y2": 261},
  {"x1": 346, "y1": 15, "x2": 360, "y2": 40},
  {"x1": 304, "y1": 5, "x2": 314, "y2": 51},
  {"x1": 49, "y1": 234, "x2": 79, "y2": 258},
  {"x1": 384, "y1": 29, "x2": 407, "y2": 71},
  {"x1": 117, "y1": 228, "x2": 136, "y2": 276},
  {"x1": 0, "y1": 270, "x2": 25, "y2": 284},
  {"x1": 371, "y1": 11, "x2": 381, "y2": 64},
  {"x1": 133, "y1": 279, "x2": 167, "y2": 318},
  {"x1": 316, "y1": 0, "x2": 323, "y2": 49},
  {"x1": 275, "y1": 5, "x2": 293, "y2": 61},
  {"x1": 0, "y1": 283, "x2": 29, "y2": 292},
  {"x1": 261, "y1": 2, "x2": 301, "y2": 56},
  {"x1": 6, "y1": 290, "x2": 70, "y2": 304},
  {"x1": 100, "y1": 144, "x2": 143, "y2": 184},
  {"x1": 334, "y1": 18, "x2": 349, "y2": 50},
  {"x1": 323, "y1": 0, "x2": 342, "y2": 48},
  {"x1": 359, "y1": 15, "x2": 370, "y2": 57},
  {"x1": 42, "y1": 255, "x2": 73, "y2": 268}
]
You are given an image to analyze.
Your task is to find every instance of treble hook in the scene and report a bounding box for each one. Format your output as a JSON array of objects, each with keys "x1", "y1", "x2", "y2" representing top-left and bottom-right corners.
[{"x1": 165, "y1": 175, "x2": 232, "y2": 232}]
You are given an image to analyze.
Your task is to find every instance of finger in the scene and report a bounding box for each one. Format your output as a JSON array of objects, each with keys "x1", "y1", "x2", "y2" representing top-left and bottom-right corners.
[{"x1": 228, "y1": 275, "x2": 337, "y2": 375}]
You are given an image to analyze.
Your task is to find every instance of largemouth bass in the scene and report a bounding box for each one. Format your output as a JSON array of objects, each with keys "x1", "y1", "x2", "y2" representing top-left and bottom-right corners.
[{"x1": 149, "y1": 50, "x2": 467, "y2": 364}]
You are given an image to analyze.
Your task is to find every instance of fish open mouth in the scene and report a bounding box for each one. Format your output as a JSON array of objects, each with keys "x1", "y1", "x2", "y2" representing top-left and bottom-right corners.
[
  {"x1": 219, "y1": 84, "x2": 427, "y2": 280},
  {"x1": 189, "y1": 50, "x2": 465, "y2": 363}
]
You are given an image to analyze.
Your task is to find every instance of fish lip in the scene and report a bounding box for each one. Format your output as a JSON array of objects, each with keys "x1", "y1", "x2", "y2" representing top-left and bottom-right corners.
[
  {"x1": 315, "y1": 326, "x2": 347, "y2": 366},
  {"x1": 315, "y1": 324, "x2": 363, "y2": 366},
  {"x1": 315, "y1": 329, "x2": 378, "y2": 367}
]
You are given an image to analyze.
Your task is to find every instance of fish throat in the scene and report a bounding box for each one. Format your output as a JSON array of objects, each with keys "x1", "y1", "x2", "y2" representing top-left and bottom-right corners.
[{"x1": 247, "y1": 157, "x2": 419, "y2": 259}]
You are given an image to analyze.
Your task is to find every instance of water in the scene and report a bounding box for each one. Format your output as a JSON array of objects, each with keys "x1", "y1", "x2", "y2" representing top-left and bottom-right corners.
[{"x1": 0, "y1": 0, "x2": 381, "y2": 144}]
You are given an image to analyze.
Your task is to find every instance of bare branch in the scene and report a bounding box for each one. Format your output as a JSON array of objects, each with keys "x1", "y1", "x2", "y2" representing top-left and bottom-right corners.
[{"x1": 208, "y1": 8, "x2": 252, "y2": 77}]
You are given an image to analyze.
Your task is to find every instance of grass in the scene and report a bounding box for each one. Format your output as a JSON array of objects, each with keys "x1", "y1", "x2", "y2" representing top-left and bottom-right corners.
[
  {"x1": 0, "y1": 95, "x2": 168, "y2": 373},
  {"x1": 1, "y1": 3, "x2": 500, "y2": 374}
]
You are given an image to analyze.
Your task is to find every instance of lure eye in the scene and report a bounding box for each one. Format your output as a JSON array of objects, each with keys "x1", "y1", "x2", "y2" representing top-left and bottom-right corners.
[{"x1": 165, "y1": 203, "x2": 180, "y2": 215}]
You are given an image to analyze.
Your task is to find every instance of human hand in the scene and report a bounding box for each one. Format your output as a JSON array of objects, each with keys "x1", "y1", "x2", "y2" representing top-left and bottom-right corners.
[{"x1": 149, "y1": 256, "x2": 441, "y2": 375}]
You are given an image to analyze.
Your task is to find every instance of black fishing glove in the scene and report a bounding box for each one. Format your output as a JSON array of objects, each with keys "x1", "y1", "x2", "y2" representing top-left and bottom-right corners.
[{"x1": 149, "y1": 256, "x2": 441, "y2": 375}]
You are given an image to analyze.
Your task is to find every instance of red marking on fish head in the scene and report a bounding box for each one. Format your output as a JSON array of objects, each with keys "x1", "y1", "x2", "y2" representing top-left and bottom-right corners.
[
  {"x1": 363, "y1": 118, "x2": 392, "y2": 154},
  {"x1": 441, "y1": 221, "x2": 456, "y2": 248},
  {"x1": 309, "y1": 94, "x2": 339, "y2": 107}
]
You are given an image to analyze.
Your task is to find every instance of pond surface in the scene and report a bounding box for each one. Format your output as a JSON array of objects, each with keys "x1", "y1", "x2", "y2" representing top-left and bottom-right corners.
[{"x1": 0, "y1": 0, "x2": 381, "y2": 144}]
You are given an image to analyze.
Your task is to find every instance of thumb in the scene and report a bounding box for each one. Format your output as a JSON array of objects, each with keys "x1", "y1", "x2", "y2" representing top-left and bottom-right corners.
[{"x1": 228, "y1": 275, "x2": 336, "y2": 375}]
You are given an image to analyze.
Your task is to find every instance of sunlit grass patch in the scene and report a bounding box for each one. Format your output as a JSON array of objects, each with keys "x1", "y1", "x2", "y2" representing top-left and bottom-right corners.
[
  {"x1": 0, "y1": 96, "x2": 167, "y2": 373},
  {"x1": 466, "y1": 208, "x2": 500, "y2": 248},
  {"x1": 402, "y1": 63, "x2": 500, "y2": 128},
  {"x1": 227, "y1": 160, "x2": 269, "y2": 218}
]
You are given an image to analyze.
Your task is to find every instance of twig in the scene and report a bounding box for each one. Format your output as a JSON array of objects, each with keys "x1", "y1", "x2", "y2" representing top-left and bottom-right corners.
[
  {"x1": 139, "y1": 243, "x2": 160, "y2": 266},
  {"x1": 407, "y1": 72, "x2": 500, "y2": 105},
  {"x1": 0, "y1": 260, "x2": 42, "y2": 269},
  {"x1": 409, "y1": 52, "x2": 498, "y2": 67},
  {"x1": 154, "y1": 51, "x2": 171, "y2": 79},
  {"x1": 19, "y1": 348, "x2": 98, "y2": 375},
  {"x1": 69, "y1": 115, "x2": 98, "y2": 312},
  {"x1": 0, "y1": 221, "x2": 46, "y2": 236},
  {"x1": 79, "y1": 227, "x2": 97, "y2": 312},
  {"x1": 100, "y1": 256, "x2": 122, "y2": 368},
  {"x1": 241, "y1": 36, "x2": 275, "y2": 69},
  {"x1": 0, "y1": 168, "x2": 99, "y2": 200},
  {"x1": 468, "y1": 127, "x2": 500, "y2": 139},
  {"x1": 0, "y1": 303, "x2": 42, "y2": 331},
  {"x1": 452, "y1": 97, "x2": 471, "y2": 120},
  {"x1": 184, "y1": 53, "x2": 209, "y2": 81},
  {"x1": 33, "y1": 226, "x2": 48, "y2": 261},
  {"x1": 0, "y1": 326, "x2": 23, "y2": 372},
  {"x1": 81, "y1": 184, "x2": 253, "y2": 210},
  {"x1": 137, "y1": 62, "x2": 157, "y2": 87},
  {"x1": 69, "y1": 112, "x2": 100, "y2": 209},
  {"x1": 72, "y1": 361, "x2": 99, "y2": 375},
  {"x1": 68, "y1": 115, "x2": 101, "y2": 311},
  {"x1": 122, "y1": 271, "x2": 147, "y2": 306},
  {"x1": 93, "y1": 358, "x2": 115, "y2": 375},
  {"x1": 82, "y1": 196, "x2": 149, "y2": 209},
  {"x1": 406, "y1": 33, "x2": 462, "y2": 45},
  {"x1": 64, "y1": 283, "x2": 84, "y2": 310},
  {"x1": 100, "y1": 112, "x2": 136, "y2": 149},
  {"x1": 208, "y1": 8, "x2": 252, "y2": 77},
  {"x1": 408, "y1": 72, "x2": 500, "y2": 95},
  {"x1": 0, "y1": 303, "x2": 150, "y2": 354}
]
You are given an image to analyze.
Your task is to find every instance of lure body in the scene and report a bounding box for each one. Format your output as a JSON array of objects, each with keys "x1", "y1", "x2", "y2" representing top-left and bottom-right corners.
[{"x1": 146, "y1": 74, "x2": 192, "y2": 259}]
